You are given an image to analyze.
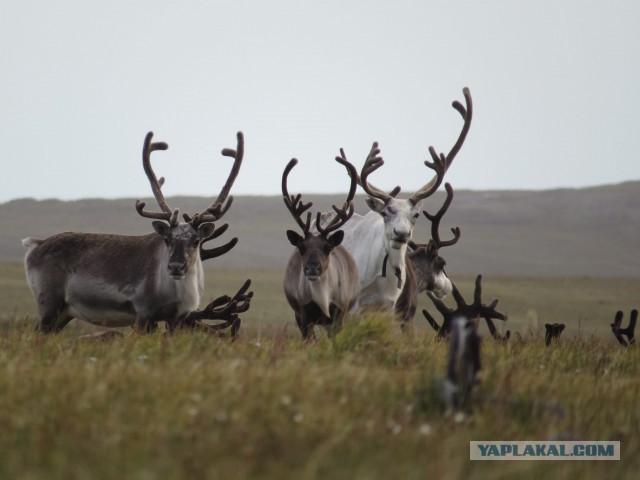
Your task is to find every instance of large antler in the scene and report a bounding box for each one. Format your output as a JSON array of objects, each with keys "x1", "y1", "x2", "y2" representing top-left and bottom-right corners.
[
  {"x1": 180, "y1": 279, "x2": 253, "y2": 339},
  {"x1": 422, "y1": 274, "x2": 507, "y2": 338},
  {"x1": 408, "y1": 87, "x2": 473, "y2": 205},
  {"x1": 184, "y1": 131, "x2": 245, "y2": 226},
  {"x1": 135, "y1": 132, "x2": 180, "y2": 226},
  {"x1": 316, "y1": 148, "x2": 358, "y2": 237},
  {"x1": 422, "y1": 182, "x2": 461, "y2": 249},
  {"x1": 282, "y1": 159, "x2": 314, "y2": 235},
  {"x1": 359, "y1": 142, "x2": 393, "y2": 204}
]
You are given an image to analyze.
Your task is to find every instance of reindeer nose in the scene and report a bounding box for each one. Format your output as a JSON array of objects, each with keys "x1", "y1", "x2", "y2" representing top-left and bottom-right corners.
[
  {"x1": 392, "y1": 228, "x2": 409, "y2": 242},
  {"x1": 168, "y1": 262, "x2": 186, "y2": 278},
  {"x1": 303, "y1": 263, "x2": 322, "y2": 279}
]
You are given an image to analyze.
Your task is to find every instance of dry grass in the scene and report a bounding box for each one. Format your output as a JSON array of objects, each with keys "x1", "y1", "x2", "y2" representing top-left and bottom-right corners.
[
  {"x1": 1, "y1": 263, "x2": 639, "y2": 478},
  {"x1": 0, "y1": 317, "x2": 638, "y2": 479}
]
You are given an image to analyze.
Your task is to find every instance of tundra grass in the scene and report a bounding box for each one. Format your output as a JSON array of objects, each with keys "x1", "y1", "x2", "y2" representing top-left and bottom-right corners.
[
  {"x1": 0, "y1": 317, "x2": 638, "y2": 480},
  {"x1": 1, "y1": 263, "x2": 639, "y2": 478},
  {"x1": 2, "y1": 262, "x2": 640, "y2": 337}
]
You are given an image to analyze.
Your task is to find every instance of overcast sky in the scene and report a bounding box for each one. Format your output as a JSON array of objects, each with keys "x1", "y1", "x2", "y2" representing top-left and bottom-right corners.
[{"x1": 1, "y1": 1, "x2": 638, "y2": 203}]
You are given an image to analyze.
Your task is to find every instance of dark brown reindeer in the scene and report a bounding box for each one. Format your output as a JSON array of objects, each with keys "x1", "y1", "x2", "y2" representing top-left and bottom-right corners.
[
  {"x1": 422, "y1": 275, "x2": 508, "y2": 339},
  {"x1": 395, "y1": 182, "x2": 460, "y2": 327},
  {"x1": 23, "y1": 131, "x2": 251, "y2": 335},
  {"x1": 282, "y1": 151, "x2": 360, "y2": 340}
]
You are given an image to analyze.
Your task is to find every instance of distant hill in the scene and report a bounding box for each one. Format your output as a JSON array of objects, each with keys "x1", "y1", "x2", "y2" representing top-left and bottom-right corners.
[{"x1": 2, "y1": 181, "x2": 639, "y2": 277}]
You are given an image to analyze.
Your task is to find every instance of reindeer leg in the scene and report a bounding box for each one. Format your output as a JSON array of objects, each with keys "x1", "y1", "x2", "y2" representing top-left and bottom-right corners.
[
  {"x1": 134, "y1": 317, "x2": 158, "y2": 334},
  {"x1": 38, "y1": 310, "x2": 73, "y2": 334},
  {"x1": 327, "y1": 305, "x2": 347, "y2": 338},
  {"x1": 35, "y1": 292, "x2": 73, "y2": 333},
  {"x1": 299, "y1": 304, "x2": 319, "y2": 342}
]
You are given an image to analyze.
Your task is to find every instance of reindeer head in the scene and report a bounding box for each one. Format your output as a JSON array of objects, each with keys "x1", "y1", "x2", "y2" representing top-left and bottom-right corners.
[
  {"x1": 408, "y1": 183, "x2": 461, "y2": 298},
  {"x1": 282, "y1": 151, "x2": 357, "y2": 282},
  {"x1": 135, "y1": 131, "x2": 244, "y2": 280},
  {"x1": 359, "y1": 88, "x2": 472, "y2": 252},
  {"x1": 150, "y1": 222, "x2": 215, "y2": 279}
]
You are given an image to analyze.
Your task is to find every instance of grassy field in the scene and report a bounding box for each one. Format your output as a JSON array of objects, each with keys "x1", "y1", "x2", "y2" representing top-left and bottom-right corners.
[
  {"x1": 3, "y1": 262, "x2": 638, "y2": 338},
  {"x1": 1, "y1": 263, "x2": 639, "y2": 478}
]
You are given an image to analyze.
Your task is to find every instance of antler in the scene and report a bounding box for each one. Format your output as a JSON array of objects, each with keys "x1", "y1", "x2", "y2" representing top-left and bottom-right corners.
[
  {"x1": 181, "y1": 279, "x2": 253, "y2": 338},
  {"x1": 544, "y1": 323, "x2": 565, "y2": 346},
  {"x1": 408, "y1": 87, "x2": 473, "y2": 205},
  {"x1": 184, "y1": 131, "x2": 245, "y2": 226},
  {"x1": 135, "y1": 132, "x2": 180, "y2": 226},
  {"x1": 422, "y1": 182, "x2": 461, "y2": 249},
  {"x1": 199, "y1": 223, "x2": 239, "y2": 262},
  {"x1": 316, "y1": 148, "x2": 358, "y2": 236},
  {"x1": 282, "y1": 159, "x2": 313, "y2": 235},
  {"x1": 359, "y1": 142, "x2": 393, "y2": 204},
  {"x1": 611, "y1": 309, "x2": 637, "y2": 347},
  {"x1": 485, "y1": 317, "x2": 511, "y2": 342},
  {"x1": 422, "y1": 274, "x2": 507, "y2": 338}
]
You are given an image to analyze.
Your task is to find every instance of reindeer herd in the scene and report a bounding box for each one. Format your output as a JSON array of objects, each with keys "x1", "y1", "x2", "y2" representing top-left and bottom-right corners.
[{"x1": 20, "y1": 87, "x2": 636, "y2": 354}]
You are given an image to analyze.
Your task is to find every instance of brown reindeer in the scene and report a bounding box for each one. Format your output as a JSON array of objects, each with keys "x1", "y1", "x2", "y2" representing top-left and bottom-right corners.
[
  {"x1": 395, "y1": 182, "x2": 460, "y2": 326},
  {"x1": 23, "y1": 131, "x2": 250, "y2": 334},
  {"x1": 282, "y1": 151, "x2": 360, "y2": 340}
]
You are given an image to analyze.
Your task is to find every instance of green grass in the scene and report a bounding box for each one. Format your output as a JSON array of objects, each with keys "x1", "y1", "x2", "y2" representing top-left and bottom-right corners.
[{"x1": 1, "y1": 263, "x2": 639, "y2": 478}]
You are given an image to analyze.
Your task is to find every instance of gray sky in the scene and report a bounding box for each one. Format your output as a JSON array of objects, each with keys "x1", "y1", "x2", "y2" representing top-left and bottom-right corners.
[{"x1": 1, "y1": 0, "x2": 639, "y2": 202}]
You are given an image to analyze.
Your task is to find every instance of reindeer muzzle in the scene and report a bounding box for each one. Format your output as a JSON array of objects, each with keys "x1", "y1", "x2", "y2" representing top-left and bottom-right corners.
[
  {"x1": 391, "y1": 229, "x2": 410, "y2": 249},
  {"x1": 303, "y1": 264, "x2": 322, "y2": 281},
  {"x1": 168, "y1": 262, "x2": 187, "y2": 280}
]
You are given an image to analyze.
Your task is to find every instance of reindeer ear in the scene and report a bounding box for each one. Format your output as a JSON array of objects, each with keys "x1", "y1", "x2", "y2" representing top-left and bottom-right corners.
[
  {"x1": 427, "y1": 239, "x2": 439, "y2": 258},
  {"x1": 327, "y1": 230, "x2": 344, "y2": 247},
  {"x1": 410, "y1": 199, "x2": 424, "y2": 210},
  {"x1": 365, "y1": 197, "x2": 385, "y2": 213},
  {"x1": 197, "y1": 222, "x2": 216, "y2": 240},
  {"x1": 286, "y1": 230, "x2": 304, "y2": 247},
  {"x1": 152, "y1": 221, "x2": 171, "y2": 237}
]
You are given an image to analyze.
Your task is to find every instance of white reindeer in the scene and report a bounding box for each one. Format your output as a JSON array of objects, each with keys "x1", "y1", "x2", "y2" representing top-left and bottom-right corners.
[{"x1": 326, "y1": 88, "x2": 472, "y2": 314}]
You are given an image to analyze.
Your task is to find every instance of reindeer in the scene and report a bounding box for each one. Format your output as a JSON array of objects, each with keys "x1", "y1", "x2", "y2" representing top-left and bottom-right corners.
[
  {"x1": 395, "y1": 182, "x2": 460, "y2": 326},
  {"x1": 327, "y1": 88, "x2": 472, "y2": 315},
  {"x1": 443, "y1": 316, "x2": 481, "y2": 413},
  {"x1": 23, "y1": 131, "x2": 250, "y2": 334},
  {"x1": 282, "y1": 151, "x2": 360, "y2": 340}
]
